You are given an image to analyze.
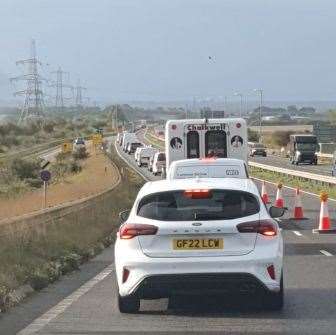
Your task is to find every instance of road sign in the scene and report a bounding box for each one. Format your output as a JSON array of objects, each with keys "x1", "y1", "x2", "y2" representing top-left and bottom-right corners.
[
  {"x1": 40, "y1": 170, "x2": 51, "y2": 182},
  {"x1": 62, "y1": 142, "x2": 73, "y2": 153},
  {"x1": 92, "y1": 133, "x2": 103, "y2": 145}
]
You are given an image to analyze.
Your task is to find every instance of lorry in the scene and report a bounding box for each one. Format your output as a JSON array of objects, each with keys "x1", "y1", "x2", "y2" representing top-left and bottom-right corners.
[
  {"x1": 165, "y1": 118, "x2": 247, "y2": 168},
  {"x1": 289, "y1": 134, "x2": 318, "y2": 165}
]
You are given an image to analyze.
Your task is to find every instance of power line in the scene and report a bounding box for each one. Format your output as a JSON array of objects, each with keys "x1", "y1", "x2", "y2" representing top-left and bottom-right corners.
[
  {"x1": 10, "y1": 39, "x2": 46, "y2": 124},
  {"x1": 51, "y1": 67, "x2": 72, "y2": 112}
]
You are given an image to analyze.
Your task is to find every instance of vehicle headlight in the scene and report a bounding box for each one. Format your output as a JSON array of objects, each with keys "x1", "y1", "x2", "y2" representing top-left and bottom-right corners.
[{"x1": 296, "y1": 150, "x2": 301, "y2": 156}]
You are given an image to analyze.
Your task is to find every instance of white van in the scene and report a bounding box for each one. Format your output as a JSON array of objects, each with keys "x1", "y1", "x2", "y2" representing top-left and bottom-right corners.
[
  {"x1": 152, "y1": 152, "x2": 166, "y2": 176},
  {"x1": 166, "y1": 158, "x2": 248, "y2": 180},
  {"x1": 122, "y1": 133, "x2": 138, "y2": 151},
  {"x1": 165, "y1": 118, "x2": 247, "y2": 168},
  {"x1": 138, "y1": 147, "x2": 158, "y2": 167}
]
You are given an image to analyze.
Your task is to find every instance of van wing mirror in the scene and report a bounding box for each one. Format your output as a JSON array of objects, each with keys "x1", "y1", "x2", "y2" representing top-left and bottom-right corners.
[
  {"x1": 119, "y1": 209, "x2": 131, "y2": 223},
  {"x1": 269, "y1": 206, "x2": 285, "y2": 218}
]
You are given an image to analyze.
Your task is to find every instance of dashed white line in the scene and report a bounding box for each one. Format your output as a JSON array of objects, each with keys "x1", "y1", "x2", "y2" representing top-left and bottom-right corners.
[
  {"x1": 17, "y1": 265, "x2": 114, "y2": 335},
  {"x1": 293, "y1": 230, "x2": 303, "y2": 236},
  {"x1": 320, "y1": 249, "x2": 333, "y2": 257}
]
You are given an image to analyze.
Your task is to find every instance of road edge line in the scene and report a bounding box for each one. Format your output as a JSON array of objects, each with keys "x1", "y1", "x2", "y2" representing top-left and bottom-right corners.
[{"x1": 17, "y1": 265, "x2": 114, "y2": 335}]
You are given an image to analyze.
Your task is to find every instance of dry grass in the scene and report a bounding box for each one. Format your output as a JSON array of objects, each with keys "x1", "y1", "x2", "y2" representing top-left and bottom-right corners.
[
  {"x1": 0, "y1": 148, "x2": 119, "y2": 220},
  {"x1": 0, "y1": 145, "x2": 143, "y2": 298}
]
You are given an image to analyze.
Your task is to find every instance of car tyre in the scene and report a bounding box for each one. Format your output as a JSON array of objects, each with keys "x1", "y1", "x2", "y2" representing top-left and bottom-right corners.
[
  {"x1": 263, "y1": 274, "x2": 284, "y2": 311},
  {"x1": 118, "y1": 294, "x2": 140, "y2": 314}
]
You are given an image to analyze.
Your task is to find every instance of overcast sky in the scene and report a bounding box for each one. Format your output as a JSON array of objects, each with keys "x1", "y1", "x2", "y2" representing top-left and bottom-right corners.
[{"x1": 1, "y1": 0, "x2": 336, "y2": 104}]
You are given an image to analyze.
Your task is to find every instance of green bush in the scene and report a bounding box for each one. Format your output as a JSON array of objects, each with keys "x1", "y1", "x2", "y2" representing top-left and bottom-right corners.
[
  {"x1": 10, "y1": 158, "x2": 40, "y2": 180},
  {"x1": 72, "y1": 147, "x2": 88, "y2": 160}
]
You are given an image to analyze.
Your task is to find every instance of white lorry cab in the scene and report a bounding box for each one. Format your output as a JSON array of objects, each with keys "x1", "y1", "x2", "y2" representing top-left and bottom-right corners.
[
  {"x1": 166, "y1": 158, "x2": 248, "y2": 180},
  {"x1": 165, "y1": 118, "x2": 247, "y2": 168}
]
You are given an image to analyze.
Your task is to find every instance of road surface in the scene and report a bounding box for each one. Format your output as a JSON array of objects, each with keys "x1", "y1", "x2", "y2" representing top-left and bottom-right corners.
[{"x1": 1, "y1": 138, "x2": 336, "y2": 334}]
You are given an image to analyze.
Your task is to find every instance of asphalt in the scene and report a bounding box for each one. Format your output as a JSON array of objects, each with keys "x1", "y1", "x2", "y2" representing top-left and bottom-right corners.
[{"x1": 1, "y1": 137, "x2": 336, "y2": 334}]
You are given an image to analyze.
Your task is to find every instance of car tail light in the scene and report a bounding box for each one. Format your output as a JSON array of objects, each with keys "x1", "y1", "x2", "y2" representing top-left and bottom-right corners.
[
  {"x1": 237, "y1": 220, "x2": 277, "y2": 236},
  {"x1": 122, "y1": 268, "x2": 130, "y2": 283},
  {"x1": 183, "y1": 189, "x2": 213, "y2": 199},
  {"x1": 119, "y1": 224, "x2": 158, "y2": 239},
  {"x1": 199, "y1": 157, "x2": 217, "y2": 162},
  {"x1": 267, "y1": 265, "x2": 275, "y2": 280}
]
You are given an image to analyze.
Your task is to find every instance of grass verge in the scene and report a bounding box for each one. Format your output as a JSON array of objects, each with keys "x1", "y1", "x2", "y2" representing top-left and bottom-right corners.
[
  {"x1": 144, "y1": 130, "x2": 164, "y2": 149},
  {"x1": 0, "y1": 144, "x2": 144, "y2": 312},
  {"x1": 250, "y1": 166, "x2": 336, "y2": 198}
]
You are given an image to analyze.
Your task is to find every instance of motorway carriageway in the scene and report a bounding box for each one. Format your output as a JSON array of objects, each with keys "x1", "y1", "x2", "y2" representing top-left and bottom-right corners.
[
  {"x1": 1, "y1": 138, "x2": 336, "y2": 334},
  {"x1": 140, "y1": 128, "x2": 333, "y2": 177}
]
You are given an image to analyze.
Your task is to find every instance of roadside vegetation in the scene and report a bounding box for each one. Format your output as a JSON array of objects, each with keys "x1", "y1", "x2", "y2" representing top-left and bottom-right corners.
[
  {"x1": 0, "y1": 147, "x2": 88, "y2": 198},
  {"x1": 250, "y1": 166, "x2": 336, "y2": 199},
  {"x1": 0, "y1": 144, "x2": 143, "y2": 311}
]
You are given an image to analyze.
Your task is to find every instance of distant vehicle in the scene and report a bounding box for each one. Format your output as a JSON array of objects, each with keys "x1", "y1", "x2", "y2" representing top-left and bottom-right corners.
[
  {"x1": 332, "y1": 151, "x2": 336, "y2": 176},
  {"x1": 165, "y1": 118, "x2": 247, "y2": 169},
  {"x1": 122, "y1": 133, "x2": 138, "y2": 151},
  {"x1": 152, "y1": 152, "x2": 166, "y2": 176},
  {"x1": 115, "y1": 177, "x2": 285, "y2": 313},
  {"x1": 126, "y1": 142, "x2": 143, "y2": 155},
  {"x1": 289, "y1": 134, "x2": 318, "y2": 165},
  {"x1": 134, "y1": 147, "x2": 143, "y2": 163},
  {"x1": 166, "y1": 158, "x2": 248, "y2": 180},
  {"x1": 116, "y1": 132, "x2": 123, "y2": 145},
  {"x1": 248, "y1": 142, "x2": 267, "y2": 157},
  {"x1": 73, "y1": 137, "x2": 85, "y2": 148},
  {"x1": 138, "y1": 147, "x2": 157, "y2": 167},
  {"x1": 147, "y1": 150, "x2": 159, "y2": 172}
]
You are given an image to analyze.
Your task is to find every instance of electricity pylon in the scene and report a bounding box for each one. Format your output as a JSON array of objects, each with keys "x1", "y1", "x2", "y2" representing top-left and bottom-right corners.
[
  {"x1": 11, "y1": 39, "x2": 46, "y2": 124},
  {"x1": 51, "y1": 67, "x2": 72, "y2": 113}
]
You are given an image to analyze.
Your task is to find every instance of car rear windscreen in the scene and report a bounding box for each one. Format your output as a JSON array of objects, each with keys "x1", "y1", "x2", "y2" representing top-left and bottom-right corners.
[{"x1": 137, "y1": 190, "x2": 259, "y2": 221}]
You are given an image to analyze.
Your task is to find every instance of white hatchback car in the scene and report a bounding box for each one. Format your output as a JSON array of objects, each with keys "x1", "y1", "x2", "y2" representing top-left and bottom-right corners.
[
  {"x1": 115, "y1": 178, "x2": 284, "y2": 313},
  {"x1": 166, "y1": 158, "x2": 248, "y2": 180}
]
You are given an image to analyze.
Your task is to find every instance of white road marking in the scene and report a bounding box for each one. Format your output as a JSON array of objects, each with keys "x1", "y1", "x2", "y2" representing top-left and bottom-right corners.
[
  {"x1": 293, "y1": 230, "x2": 303, "y2": 236},
  {"x1": 320, "y1": 250, "x2": 333, "y2": 257},
  {"x1": 17, "y1": 265, "x2": 114, "y2": 335}
]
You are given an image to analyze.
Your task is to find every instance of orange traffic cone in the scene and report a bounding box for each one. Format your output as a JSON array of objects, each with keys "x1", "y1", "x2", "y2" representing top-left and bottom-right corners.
[
  {"x1": 314, "y1": 192, "x2": 336, "y2": 233},
  {"x1": 275, "y1": 183, "x2": 284, "y2": 208},
  {"x1": 261, "y1": 181, "x2": 270, "y2": 204},
  {"x1": 292, "y1": 188, "x2": 305, "y2": 220}
]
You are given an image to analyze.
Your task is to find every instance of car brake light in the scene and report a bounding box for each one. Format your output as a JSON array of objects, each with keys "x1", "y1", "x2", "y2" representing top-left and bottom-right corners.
[
  {"x1": 237, "y1": 220, "x2": 277, "y2": 236},
  {"x1": 199, "y1": 157, "x2": 217, "y2": 162},
  {"x1": 122, "y1": 268, "x2": 130, "y2": 283},
  {"x1": 183, "y1": 189, "x2": 213, "y2": 199},
  {"x1": 267, "y1": 265, "x2": 276, "y2": 280},
  {"x1": 119, "y1": 224, "x2": 158, "y2": 239}
]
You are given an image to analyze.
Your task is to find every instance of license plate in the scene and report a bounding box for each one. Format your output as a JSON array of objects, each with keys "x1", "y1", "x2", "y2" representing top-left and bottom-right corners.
[{"x1": 173, "y1": 238, "x2": 223, "y2": 250}]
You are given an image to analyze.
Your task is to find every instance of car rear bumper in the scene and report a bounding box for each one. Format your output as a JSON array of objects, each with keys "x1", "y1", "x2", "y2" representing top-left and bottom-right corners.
[
  {"x1": 115, "y1": 246, "x2": 282, "y2": 297},
  {"x1": 127, "y1": 273, "x2": 272, "y2": 299}
]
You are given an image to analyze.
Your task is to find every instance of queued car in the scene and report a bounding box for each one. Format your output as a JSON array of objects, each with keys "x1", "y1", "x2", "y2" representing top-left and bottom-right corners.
[
  {"x1": 248, "y1": 142, "x2": 267, "y2": 157},
  {"x1": 126, "y1": 142, "x2": 143, "y2": 155},
  {"x1": 152, "y1": 152, "x2": 166, "y2": 176},
  {"x1": 115, "y1": 178, "x2": 285, "y2": 313},
  {"x1": 166, "y1": 158, "x2": 249, "y2": 180}
]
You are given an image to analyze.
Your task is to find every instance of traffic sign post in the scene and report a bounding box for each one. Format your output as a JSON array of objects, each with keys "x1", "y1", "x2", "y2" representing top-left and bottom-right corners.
[
  {"x1": 62, "y1": 141, "x2": 73, "y2": 153},
  {"x1": 40, "y1": 170, "x2": 51, "y2": 208}
]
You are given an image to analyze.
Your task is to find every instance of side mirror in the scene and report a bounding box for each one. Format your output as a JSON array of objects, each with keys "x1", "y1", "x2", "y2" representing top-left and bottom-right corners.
[
  {"x1": 269, "y1": 206, "x2": 285, "y2": 218},
  {"x1": 119, "y1": 209, "x2": 131, "y2": 223}
]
